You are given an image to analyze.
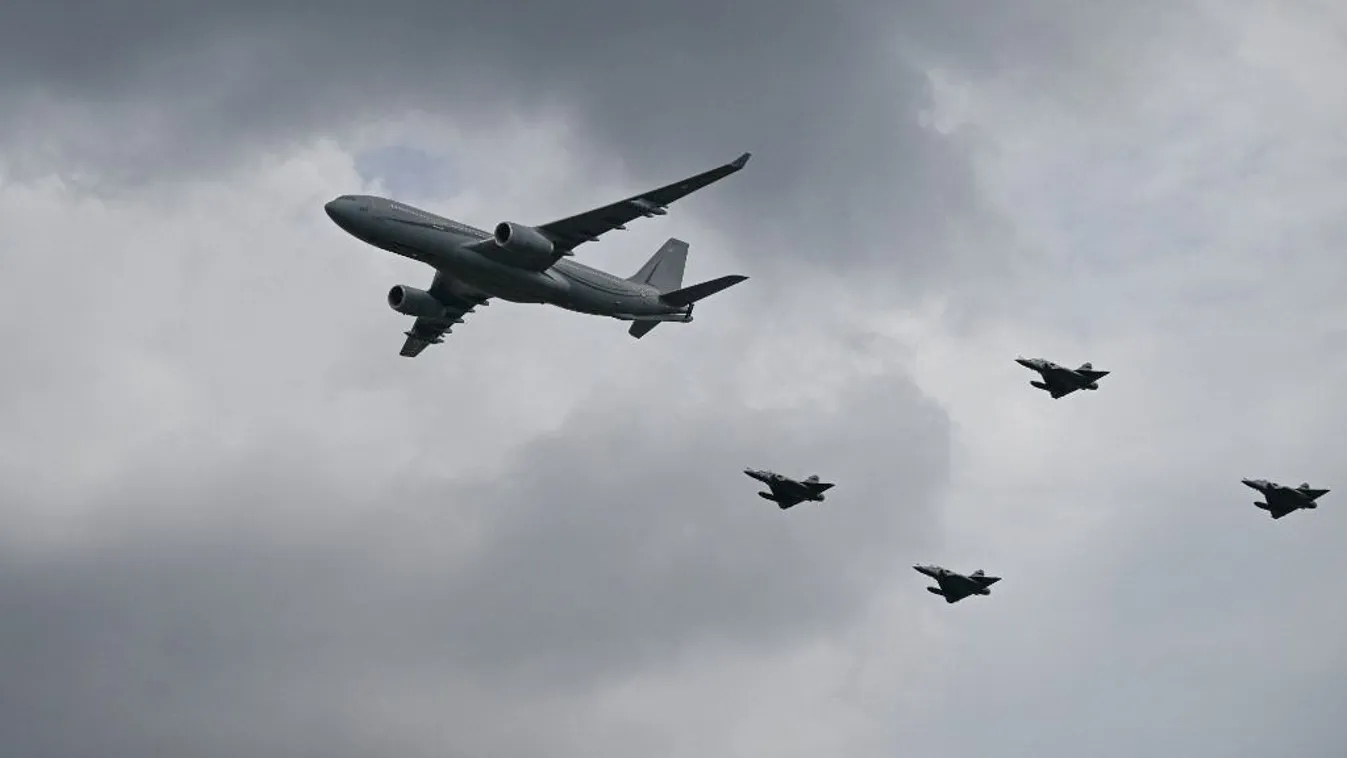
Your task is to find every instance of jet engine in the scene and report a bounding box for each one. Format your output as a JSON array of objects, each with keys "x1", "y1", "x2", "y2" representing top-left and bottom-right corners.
[
  {"x1": 387, "y1": 285, "x2": 447, "y2": 319},
  {"x1": 488, "y1": 221, "x2": 556, "y2": 269}
]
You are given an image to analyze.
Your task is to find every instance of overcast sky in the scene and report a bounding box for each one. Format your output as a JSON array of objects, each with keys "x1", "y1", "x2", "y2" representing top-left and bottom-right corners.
[{"x1": 2, "y1": 1, "x2": 1346, "y2": 756}]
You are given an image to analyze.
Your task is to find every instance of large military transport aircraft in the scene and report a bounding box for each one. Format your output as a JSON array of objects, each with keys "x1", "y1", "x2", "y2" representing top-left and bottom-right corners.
[{"x1": 325, "y1": 152, "x2": 753, "y2": 356}]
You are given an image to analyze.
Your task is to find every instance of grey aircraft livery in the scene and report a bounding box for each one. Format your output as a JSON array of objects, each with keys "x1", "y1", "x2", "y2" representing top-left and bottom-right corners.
[
  {"x1": 913, "y1": 565, "x2": 1002, "y2": 604},
  {"x1": 324, "y1": 152, "x2": 753, "y2": 356},
  {"x1": 743, "y1": 468, "x2": 836, "y2": 509},
  {"x1": 1241, "y1": 478, "x2": 1330, "y2": 519},
  {"x1": 1016, "y1": 356, "x2": 1110, "y2": 399}
]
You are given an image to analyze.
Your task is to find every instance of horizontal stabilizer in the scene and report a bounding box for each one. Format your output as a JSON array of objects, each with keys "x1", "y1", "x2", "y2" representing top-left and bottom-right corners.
[
  {"x1": 629, "y1": 320, "x2": 661, "y2": 339},
  {"x1": 660, "y1": 275, "x2": 748, "y2": 307}
]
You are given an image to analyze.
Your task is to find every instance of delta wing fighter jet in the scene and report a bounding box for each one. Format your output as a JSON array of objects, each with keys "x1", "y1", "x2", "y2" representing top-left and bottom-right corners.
[
  {"x1": 1241, "y1": 478, "x2": 1330, "y2": 519},
  {"x1": 1016, "y1": 356, "x2": 1110, "y2": 399},
  {"x1": 324, "y1": 152, "x2": 753, "y2": 357},
  {"x1": 913, "y1": 564, "x2": 1002, "y2": 604},
  {"x1": 743, "y1": 468, "x2": 835, "y2": 509}
]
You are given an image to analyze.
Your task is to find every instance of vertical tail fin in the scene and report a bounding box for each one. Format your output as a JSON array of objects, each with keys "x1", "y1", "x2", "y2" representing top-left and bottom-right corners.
[{"x1": 628, "y1": 238, "x2": 688, "y2": 293}]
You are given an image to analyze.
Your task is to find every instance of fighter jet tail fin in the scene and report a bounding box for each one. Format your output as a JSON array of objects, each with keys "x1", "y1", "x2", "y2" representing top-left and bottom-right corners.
[{"x1": 628, "y1": 238, "x2": 689, "y2": 293}]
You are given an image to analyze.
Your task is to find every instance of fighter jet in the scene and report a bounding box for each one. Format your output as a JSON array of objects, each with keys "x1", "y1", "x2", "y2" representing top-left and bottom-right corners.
[
  {"x1": 324, "y1": 152, "x2": 753, "y2": 357},
  {"x1": 1241, "y1": 478, "x2": 1330, "y2": 519},
  {"x1": 1015, "y1": 356, "x2": 1110, "y2": 399},
  {"x1": 743, "y1": 468, "x2": 835, "y2": 509},
  {"x1": 913, "y1": 564, "x2": 1002, "y2": 604}
]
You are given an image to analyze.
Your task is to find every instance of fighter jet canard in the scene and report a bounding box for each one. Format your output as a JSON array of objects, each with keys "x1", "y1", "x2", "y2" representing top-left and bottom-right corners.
[
  {"x1": 1015, "y1": 356, "x2": 1110, "y2": 399},
  {"x1": 913, "y1": 564, "x2": 1002, "y2": 604},
  {"x1": 743, "y1": 468, "x2": 836, "y2": 510},
  {"x1": 1241, "y1": 478, "x2": 1330, "y2": 519},
  {"x1": 323, "y1": 152, "x2": 754, "y2": 357}
]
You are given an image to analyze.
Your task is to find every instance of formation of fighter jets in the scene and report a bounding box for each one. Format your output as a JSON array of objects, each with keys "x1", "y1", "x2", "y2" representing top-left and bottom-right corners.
[{"x1": 324, "y1": 151, "x2": 1332, "y2": 605}]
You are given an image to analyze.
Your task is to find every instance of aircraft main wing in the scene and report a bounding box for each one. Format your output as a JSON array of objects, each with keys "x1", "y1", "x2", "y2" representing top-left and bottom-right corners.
[
  {"x1": 766, "y1": 480, "x2": 806, "y2": 508},
  {"x1": 1263, "y1": 487, "x2": 1303, "y2": 511},
  {"x1": 397, "y1": 270, "x2": 492, "y2": 358},
  {"x1": 530, "y1": 152, "x2": 751, "y2": 259},
  {"x1": 935, "y1": 575, "x2": 975, "y2": 602},
  {"x1": 1038, "y1": 369, "x2": 1081, "y2": 397}
]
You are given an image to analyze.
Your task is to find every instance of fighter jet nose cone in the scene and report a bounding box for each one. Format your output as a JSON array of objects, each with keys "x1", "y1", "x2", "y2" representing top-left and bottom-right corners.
[{"x1": 324, "y1": 198, "x2": 342, "y2": 221}]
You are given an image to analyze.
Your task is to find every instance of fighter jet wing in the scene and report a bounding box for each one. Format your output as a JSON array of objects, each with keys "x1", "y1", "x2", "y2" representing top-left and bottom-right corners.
[
  {"x1": 1263, "y1": 487, "x2": 1303, "y2": 513},
  {"x1": 397, "y1": 270, "x2": 492, "y2": 358},
  {"x1": 529, "y1": 152, "x2": 751, "y2": 261},
  {"x1": 934, "y1": 575, "x2": 976, "y2": 603},
  {"x1": 764, "y1": 480, "x2": 806, "y2": 509},
  {"x1": 1037, "y1": 370, "x2": 1081, "y2": 398}
]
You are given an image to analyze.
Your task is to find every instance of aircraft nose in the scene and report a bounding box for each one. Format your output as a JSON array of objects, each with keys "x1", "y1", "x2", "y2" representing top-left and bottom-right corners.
[
  {"x1": 1015, "y1": 357, "x2": 1033, "y2": 368},
  {"x1": 324, "y1": 197, "x2": 345, "y2": 223}
]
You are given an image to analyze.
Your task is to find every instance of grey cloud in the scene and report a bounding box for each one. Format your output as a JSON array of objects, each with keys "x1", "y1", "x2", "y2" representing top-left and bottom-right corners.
[
  {"x1": 0, "y1": 0, "x2": 1062, "y2": 300},
  {"x1": 0, "y1": 365, "x2": 950, "y2": 757}
]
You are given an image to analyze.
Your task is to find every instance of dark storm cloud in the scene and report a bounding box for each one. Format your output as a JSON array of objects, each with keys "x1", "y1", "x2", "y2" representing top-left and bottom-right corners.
[
  {"x1": 0, "y1": 0, "x2": 1030, "y2": 293},
  {"x1": 0, "y1": 369, "x2": 949, "y2": 757}
]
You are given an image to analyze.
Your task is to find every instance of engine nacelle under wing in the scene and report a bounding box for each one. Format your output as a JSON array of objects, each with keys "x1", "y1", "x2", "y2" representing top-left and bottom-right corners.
[
  {"x1": 388, "y1": 285, "x2": 448, "y2": 319},
  {"x1": 487, "y1": 221, "x2": 557, "y2": 269}
]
